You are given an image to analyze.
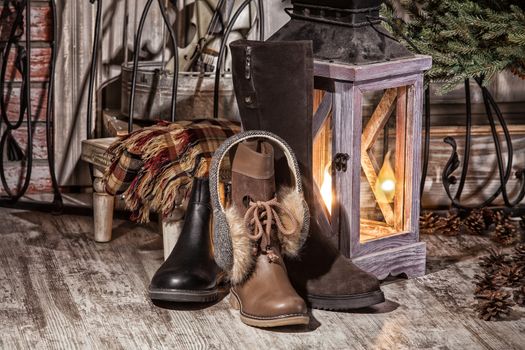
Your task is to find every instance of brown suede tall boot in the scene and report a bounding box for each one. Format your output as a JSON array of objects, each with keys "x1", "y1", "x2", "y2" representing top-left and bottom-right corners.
[
  {"x1": 228, "y1": 141, "x2": 309, "y2": 327},
  {"x1": 230, "y1": 39, "x2": 385, "y2": 310}
]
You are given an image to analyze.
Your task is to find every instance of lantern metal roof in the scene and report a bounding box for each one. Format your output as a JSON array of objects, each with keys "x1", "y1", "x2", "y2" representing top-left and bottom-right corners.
[{"x1": 269, "y1": 1, "x2": 414, "y2": 65}]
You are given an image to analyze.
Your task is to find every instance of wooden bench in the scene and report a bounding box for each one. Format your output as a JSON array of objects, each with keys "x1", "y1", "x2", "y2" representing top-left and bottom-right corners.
[{"x1": 81, "y1": 138, "x2": 184, "y2": 259}]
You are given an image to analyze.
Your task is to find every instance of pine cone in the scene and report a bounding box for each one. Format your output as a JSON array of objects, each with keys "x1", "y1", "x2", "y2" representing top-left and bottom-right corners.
[
  {"x1": 513, "y1": 244, "x2": 525, "y2": 267},
  {"x1": 492, "y1": 223, "x2": 517, "y2": 245},
  {"x1": 510, "y1": 60, "x2": 525, "y2": 80},
  {"x1": 514, "y1": 287, "x2": 525, "y2": 307},
  {"x1": 479, "y1": 247, "x2": 509, "y2": 273},
  {"x1": 494, "y1": 263, "x2": 524, "y2": 288},
  {"x1": 473, "y1": 273, "x2": 501, "y2": 295},
  {"x1": 463, "y1": 209, "x2": 487, "y2": 235},
  {"x1": 482, "y1": 208, "x2": 496, "y2": 227},
  {"x1": 475, "y1": 290, "x2": 514, "y2": 321},
  {"x1": 493, "y1": 220, "x2": 518, "y2": 246},
  {"x1": 420, "y1": 212, "x2": 441, "y2": 235},
  {"x1": 437, "y1": 212, "x2": 461, "y2": 236},
  {"x1": 493, "y1": 210, "x2": 506, "y2": 226}
]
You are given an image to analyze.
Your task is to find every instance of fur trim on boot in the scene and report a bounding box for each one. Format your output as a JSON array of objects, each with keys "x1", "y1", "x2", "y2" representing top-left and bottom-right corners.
[
  {"x1": 225, "y1": 206, "x2": 256, "y2": 285},
  {"x1": 277, "y1": 187, "x2": 308, "y2": 258}
]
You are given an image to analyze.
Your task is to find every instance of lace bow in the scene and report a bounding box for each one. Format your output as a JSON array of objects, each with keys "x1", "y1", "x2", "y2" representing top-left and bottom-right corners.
[{"x1": 243, "y1": 198, "x2": 297, "y2": 263}]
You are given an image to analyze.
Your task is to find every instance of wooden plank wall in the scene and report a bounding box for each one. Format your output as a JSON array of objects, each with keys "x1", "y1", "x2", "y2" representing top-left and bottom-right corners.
[
  {"x1": 54, "y1": 0, "x2": 166, "y2": 187},
  {"x1": 430, "y1": 74, "x2": 525, "y2": 126}
]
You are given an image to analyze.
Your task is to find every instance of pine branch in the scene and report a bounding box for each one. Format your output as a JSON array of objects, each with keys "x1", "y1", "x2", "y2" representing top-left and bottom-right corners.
[{"x1": 382, "y1": 0, "x2": 525, "y2": 92}]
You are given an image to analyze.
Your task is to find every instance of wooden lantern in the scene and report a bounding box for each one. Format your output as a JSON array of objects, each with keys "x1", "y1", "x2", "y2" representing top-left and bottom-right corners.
[{"x1": 313, "y1": 55, "x2": 432, "y2": 280}]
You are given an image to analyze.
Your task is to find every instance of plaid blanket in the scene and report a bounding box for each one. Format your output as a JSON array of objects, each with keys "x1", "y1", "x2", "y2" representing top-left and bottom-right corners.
[{"x1": 104, "y1": 119, "x2": 240, "y2": 222}]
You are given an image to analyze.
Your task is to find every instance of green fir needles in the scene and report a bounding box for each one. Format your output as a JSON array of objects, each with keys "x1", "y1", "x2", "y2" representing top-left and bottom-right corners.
[{"x1": 382, "y1": 0, "x2": 525, "y2": 92}]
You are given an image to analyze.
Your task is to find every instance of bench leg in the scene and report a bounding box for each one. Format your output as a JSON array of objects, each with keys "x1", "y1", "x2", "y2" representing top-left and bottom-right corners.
[
  {"x1": 93, "y1": 178, "x2": 114, "y2": 243},
  {"x1": 159, "y1": 210, "x2": 185, "y2": 260}
]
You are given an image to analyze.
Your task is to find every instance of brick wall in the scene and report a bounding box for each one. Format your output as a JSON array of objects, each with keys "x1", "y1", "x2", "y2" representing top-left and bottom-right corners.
[{"x1": 0, "y1": 1, "x2": 53, "y2": 194}]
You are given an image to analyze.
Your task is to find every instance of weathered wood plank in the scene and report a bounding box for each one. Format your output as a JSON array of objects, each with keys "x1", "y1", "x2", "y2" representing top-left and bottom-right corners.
[
  {"x1": 394, "y1": 86, "x2": 408, "y2": 231},
  {"x1": 314, "y1": 55, "x2": 432, "y2": 82},
  {"x1": 0, "y1": 209, "x2": 523, "y2": 349},
  {"x1": 362, "y1": 88, "x2": 397, "y2": 149},
  {"x1": 312, "y1": 92, "x2": 333, "y2": 139},
  {"x1": 360, "y1": 218, "x2": 397, "y2": 239},
  {"x1": 354, "y1": 242, "x2": 426, "y2": 279},
  {"x1": 102, "y1": 110, "x2": 141, "y2": 137},
  {"x1": 408, "y1": 78, "x2": 424, "y2": 234},
  {"x1": 332, "y1": 81, "x2": 362, "y2": 257}
]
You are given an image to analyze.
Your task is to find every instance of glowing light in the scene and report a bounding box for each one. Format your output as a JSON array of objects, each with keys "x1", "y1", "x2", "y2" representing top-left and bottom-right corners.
[
  {"x1": 321, "y1": 167, "x2": 332, "y2": 215},
  {"x1": 375, "y1": 151, "x2": 396, "y2": 204},
  {"x1": 380, "y1": 179, "x2": 396, "y2": 192}
]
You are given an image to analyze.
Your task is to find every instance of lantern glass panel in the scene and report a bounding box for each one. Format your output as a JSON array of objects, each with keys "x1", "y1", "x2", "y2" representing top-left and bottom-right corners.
[
  {"x1": 313, "y1": 90, "x2": 334, "y2": 215},
  {"x1": 360, "y1": 87, "x2": 409, "y2": 242}
]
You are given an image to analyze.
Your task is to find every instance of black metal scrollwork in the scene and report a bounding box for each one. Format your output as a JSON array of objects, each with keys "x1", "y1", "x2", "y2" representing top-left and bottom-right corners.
[
  {"x1": 437, "y1": 77, "x2": 525, "y2": 209},
  {"x1": 0, "y1": 0, "x2": 62, "y2": 209}
]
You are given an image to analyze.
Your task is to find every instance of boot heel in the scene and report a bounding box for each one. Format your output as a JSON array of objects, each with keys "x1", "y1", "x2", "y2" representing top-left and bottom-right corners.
[{"x1": 229, "y1": 294, "x2": 240, "y2": 310}]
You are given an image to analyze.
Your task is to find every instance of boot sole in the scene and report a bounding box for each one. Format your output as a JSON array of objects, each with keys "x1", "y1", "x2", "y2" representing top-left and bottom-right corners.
[
  {"x1": 148, "y1": 286, "x2": 219, "y2": 303},
  {"x1": 308, "y1": 290, "x2": 385, "y2": 311},
  {"x1": 230, "y1": 291, "x2": 309, "y2": 328}
]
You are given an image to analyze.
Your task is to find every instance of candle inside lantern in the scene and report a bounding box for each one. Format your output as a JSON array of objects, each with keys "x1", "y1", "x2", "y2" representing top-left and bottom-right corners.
[
  {"x1": 375, "y1": 151, "x2": 396, "y2": 204},
  {"x1": 320, "y1": 165, "x2": 332, "y2": 214}
]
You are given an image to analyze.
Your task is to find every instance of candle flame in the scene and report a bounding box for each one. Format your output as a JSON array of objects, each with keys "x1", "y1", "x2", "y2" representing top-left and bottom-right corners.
[{"x1": 375, "y1": 151, "x2": 396, "y2": 204}]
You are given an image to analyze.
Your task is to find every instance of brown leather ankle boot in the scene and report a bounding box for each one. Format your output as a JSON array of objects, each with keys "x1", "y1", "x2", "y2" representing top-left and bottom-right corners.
[
  {"x1": 227, "y1": 141, "x2": 309, "y2": 327},
  {"x1": 230, "y1": 40, "x2": 385, "y2": 310}
]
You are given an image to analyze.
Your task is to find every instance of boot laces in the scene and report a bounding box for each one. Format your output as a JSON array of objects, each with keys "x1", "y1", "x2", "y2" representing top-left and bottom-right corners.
[{"x1": 243, "y1": 198, "x2": 297, "y2": 263}]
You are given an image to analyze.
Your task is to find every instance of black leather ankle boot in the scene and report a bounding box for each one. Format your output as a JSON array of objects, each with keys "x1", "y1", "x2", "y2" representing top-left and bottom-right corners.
[{"x1": 149, "y1": 177, "x2": 220, "y2": 302}]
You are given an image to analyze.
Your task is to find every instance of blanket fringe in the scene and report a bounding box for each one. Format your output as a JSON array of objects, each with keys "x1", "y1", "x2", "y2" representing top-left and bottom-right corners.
[{"x1": 104, "y1": 119, "x2": 240, "y2": 223}]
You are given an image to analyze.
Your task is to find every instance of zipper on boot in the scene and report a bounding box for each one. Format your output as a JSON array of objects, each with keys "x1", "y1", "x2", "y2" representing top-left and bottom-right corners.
[
  {"x1": 245, "y1": 46, "x2": 252, "y2": 80},
  {"x1": 243, "y1": 46, "x2": 256, "y2": 106}
]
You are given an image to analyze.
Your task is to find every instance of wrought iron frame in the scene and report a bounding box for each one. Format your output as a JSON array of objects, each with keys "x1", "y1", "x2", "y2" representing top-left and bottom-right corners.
[
  {"x1": 434, "y1": 77, "x2": 525, "y2": 210},
  {"x1": 0, "y1": 0, "x2": 62, "y2": 210}
]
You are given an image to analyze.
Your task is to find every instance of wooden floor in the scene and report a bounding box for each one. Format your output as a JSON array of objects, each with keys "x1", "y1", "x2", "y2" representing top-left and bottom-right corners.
[{"x1": 0, "y1": 208, "x2": 524, "y2": 350}]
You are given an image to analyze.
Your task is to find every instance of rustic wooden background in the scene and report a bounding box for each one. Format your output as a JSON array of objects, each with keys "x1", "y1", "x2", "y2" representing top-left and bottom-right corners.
[
  {"x1": 54, "y1": 0, "x2": 168, "y2": 188},
  {"x1": 1, "y1": 0, "x2": 524, "y2": 208}
]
